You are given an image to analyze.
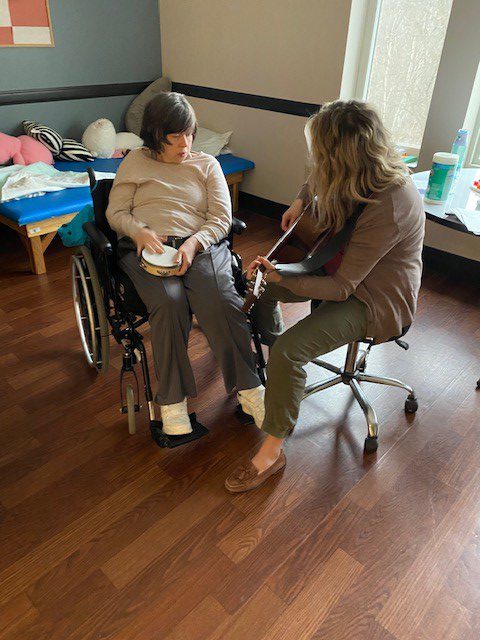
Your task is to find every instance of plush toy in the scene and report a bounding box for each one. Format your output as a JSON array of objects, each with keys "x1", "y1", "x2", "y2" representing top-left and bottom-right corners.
[
  {"x1": 0, "y1": 132, "x2": 53, "y2": 166},
  {"x1": 115, "y1": 131, "x2": 144, "y2": 152},
  {"x1": 82, "y1": 119, "x2": 143, "y2": 158}
]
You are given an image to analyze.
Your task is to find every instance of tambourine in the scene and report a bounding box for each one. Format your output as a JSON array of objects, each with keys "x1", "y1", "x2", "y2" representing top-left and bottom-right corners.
[{"x1": 139, "y1": 245, "x2": 182, "y2": 277}]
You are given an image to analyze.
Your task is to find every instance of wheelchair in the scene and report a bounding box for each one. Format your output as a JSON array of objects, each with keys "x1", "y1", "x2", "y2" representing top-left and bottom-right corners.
[{"x1": 71, "y1": 168, "x2": 266, "y2": 448}]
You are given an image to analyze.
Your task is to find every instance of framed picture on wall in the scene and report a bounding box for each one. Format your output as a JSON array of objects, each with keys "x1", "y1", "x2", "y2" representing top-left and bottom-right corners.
[{"x1": 0, "y1": 0, "x2": 54, "y2": 47}]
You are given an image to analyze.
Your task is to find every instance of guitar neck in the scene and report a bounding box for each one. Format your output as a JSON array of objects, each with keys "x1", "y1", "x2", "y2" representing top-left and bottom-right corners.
[{"x1": 265, "y1": 199, "x2": 313, "y2": 262}]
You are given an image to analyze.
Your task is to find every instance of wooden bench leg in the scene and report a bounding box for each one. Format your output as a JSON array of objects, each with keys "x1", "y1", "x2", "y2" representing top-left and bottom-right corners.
[
  {"x1": 230, "y1": 183, "x2": 239, "y2": 213},
  {"x1": 226, "y1": 171, "x2": 244, "y2": 214},
  {"x1": 1, "y1": 212, "x2": 77, "y2": 276},
  {"x1": 20, "y1": 235, "x2": 46, "y2": 275}
]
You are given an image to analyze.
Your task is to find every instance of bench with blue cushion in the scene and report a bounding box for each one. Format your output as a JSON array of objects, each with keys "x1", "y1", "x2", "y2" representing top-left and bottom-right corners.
[{"x1": 0, "y1": 154, "x2": 255, "y2": 275}]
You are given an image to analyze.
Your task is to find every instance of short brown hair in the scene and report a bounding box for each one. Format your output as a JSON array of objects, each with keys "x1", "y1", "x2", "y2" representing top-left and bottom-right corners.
[{"x1": 140, "y1": 92, "x2": 197, "y2": 153}]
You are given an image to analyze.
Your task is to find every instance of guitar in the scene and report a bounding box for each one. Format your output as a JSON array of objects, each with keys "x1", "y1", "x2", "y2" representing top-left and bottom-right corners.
[
  {"x1": 242, "y1": 197, "x2": 369, "y2": 314},
  {"x1": 243, "y1": 199, "x2": 324, "y2": 313}
]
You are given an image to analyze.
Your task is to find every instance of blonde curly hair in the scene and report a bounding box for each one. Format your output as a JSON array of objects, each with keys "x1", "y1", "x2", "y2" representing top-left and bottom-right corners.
[{"x1": 305, "y1": 100, "x2": 407, "y2": 233}]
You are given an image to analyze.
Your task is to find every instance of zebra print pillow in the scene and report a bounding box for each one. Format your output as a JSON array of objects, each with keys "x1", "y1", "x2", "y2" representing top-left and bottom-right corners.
[
  {"x1": 22, "y1": 121, "x2": 94, "y2": 162},
  {"x1": 23, "y1": 120, "x2": 62, "y2": 155},
  {"x1": 56, "y1": 139, "x2": 94, "y2": 162}
]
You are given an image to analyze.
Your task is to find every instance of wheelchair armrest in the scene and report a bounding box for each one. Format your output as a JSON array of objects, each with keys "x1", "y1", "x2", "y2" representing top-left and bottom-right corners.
[
  {"x1": 83, "y1": 221, "x2": 112, "y2": 255},
  {"x1": 232, "y1": 217, "x2": 247, "y2": 235}
]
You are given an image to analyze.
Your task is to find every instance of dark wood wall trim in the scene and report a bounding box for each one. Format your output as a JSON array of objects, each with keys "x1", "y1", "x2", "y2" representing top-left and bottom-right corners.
[
  {"x1": 0, "y1": 82, "x2": 152, "y2": 106},
  {"x1": 239, "y1": 192, "x2": 286, "y2": 219},
  {"x1": 172, "y1": 82, "x2": 321, "y2": 117},
  {"x1": 1, "y1": 81, "x2": 322, "y2": 116}
]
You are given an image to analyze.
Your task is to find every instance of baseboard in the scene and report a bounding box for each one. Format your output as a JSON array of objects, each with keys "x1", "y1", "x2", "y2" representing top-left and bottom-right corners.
[
  {"x1": 423, "y1": 245, "x2": 480, "y2": 273},
  {"x1": 238, "y1": 192, "x2": 286, "y2": 220}
]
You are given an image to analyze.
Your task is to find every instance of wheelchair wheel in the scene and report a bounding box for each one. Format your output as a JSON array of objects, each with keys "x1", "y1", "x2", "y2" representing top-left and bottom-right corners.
[
  {"x1": 125, "y1": 384, "x2": 136, "y2": 434},
  {"x1": 71, "y1": 245, "x2": 110, "y2": 374}
]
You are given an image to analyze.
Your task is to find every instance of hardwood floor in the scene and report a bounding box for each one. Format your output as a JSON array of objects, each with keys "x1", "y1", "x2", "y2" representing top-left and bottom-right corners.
[{"x1": 0, "y1": 213, "x2": 479, "y2": 640}]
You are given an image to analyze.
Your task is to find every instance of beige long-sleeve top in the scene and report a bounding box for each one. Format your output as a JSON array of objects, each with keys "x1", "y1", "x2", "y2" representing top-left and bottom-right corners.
[
  {"x1": 106, "y1": 149, "x2": 232, "y2": 249},
  {"x1": 280, "y1": 177, "x2": 425, "y2": 344}
]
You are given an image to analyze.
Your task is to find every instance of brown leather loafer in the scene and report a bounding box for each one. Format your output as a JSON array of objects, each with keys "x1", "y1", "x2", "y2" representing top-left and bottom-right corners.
[{"x1": 225, "y1": 451, "x2": 287, "y2": 493}]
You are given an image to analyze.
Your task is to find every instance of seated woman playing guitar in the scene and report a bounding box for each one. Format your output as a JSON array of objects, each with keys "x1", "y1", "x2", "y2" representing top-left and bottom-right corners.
[{"x1": 225, "y1": 100, "x2": 425, "y2": 493}]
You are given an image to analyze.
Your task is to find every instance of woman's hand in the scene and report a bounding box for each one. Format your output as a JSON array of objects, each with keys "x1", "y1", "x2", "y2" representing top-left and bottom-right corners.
[
  {"x1": 175, "y1": 237, "x2": 201, "y2": 276},
  {"x1": 247, "y1": 256, "x2": 281, "y2": 285},
  {"x1": 133, "y1": 228, "x2": 166, "y2": 256},
  {"x1": 281, "y1": 198, "x2": 304, "y2": 232}
]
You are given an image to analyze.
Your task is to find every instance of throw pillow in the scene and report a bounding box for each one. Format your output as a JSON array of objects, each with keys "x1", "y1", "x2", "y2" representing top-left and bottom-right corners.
[
  {"x1": 192, "y1": 127, "x2": 233, "y2": 157},
  {"x1": 23, "y1": 120, "x2": 94, "y2": 162},
  {"x1": 125, "y1": 76, "x2": 172, "y2": 136},
  {"x1": 57, "y1": 139, "x2": 95, "y2": 162},
  {"x1": 23, "y1": 120, "x2": 62, "y2": 155}
]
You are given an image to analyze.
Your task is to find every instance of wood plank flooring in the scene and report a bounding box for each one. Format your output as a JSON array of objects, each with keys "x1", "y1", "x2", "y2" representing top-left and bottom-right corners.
[{"x1": 0, "y1": 213, "x2": 479, "y2": 639}]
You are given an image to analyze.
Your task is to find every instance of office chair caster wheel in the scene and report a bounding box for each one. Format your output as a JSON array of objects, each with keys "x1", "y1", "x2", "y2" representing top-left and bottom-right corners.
[
  {"x1": 364, "y1": 436, "x2": 378, "y2": 454},
  {"x1": 404, "y1": 395, "x2": 418, "y2": 413},
  {"x1": 125, "y1": 384, "x2": 137, "y2": 435}
]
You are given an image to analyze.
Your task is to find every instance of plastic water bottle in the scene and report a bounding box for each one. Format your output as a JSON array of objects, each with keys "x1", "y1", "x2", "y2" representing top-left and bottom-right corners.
[
  {"x1": 424, "y1": 152, "x2": 459, "y2": 203},
  {"x1": 451, "y1": 129, "x2": 469, "y2": 181}
]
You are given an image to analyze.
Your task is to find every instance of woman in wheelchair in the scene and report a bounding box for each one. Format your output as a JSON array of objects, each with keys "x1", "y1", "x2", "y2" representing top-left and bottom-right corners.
[
  {"x1": 225, "y1": 100, "x2": 425, "y2": 493},
  {"x1": 106, "y1": 92, "x2": 264, "y2": 436}
]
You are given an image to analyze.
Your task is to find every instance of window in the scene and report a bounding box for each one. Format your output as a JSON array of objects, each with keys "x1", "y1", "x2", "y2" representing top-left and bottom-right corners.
[
  {"x1": 356, "y1": 0, "x2": 453, "y2": 154},
  {"x1": 469, "y1": 104, "x2": 480, "y2": 167}
]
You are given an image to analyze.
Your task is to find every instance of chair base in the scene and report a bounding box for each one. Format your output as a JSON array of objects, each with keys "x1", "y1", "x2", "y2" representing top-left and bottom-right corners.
[{"x1": 304, "y1": 342, "x2": 417, "y2": 454}]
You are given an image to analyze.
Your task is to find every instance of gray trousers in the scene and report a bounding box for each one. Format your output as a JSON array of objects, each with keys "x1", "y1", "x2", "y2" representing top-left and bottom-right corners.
[{"x1": 118, "y1": 239, "x2": 260, "y2": 405}]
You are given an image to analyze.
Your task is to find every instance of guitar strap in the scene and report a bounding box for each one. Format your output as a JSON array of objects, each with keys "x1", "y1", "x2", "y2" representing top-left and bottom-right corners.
[{"x1": 274, "y1": 199, "x2": 369, "y2": 277}]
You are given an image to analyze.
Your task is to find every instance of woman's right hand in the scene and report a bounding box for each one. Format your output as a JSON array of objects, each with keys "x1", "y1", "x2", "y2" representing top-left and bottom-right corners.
[
  {"x1": 133, "y1": 228, "x2": 166, "y2": 256},
  {"x1": 281, "y1": 198, "x2": 304, "y2": 232}
]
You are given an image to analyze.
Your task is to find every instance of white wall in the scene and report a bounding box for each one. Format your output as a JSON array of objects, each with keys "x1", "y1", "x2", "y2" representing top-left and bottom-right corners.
[{"x1": 159, "y1": 0, "x2": 353, "y2": 204}]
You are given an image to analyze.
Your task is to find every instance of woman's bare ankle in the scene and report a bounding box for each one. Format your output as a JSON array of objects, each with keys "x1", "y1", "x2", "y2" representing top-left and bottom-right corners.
[{"x1": 252, "y1": 435, "x2": 284, "y2": 473}]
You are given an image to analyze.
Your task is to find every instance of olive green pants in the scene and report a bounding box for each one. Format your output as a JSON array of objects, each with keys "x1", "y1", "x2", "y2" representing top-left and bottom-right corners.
[{"x1": 251, "y1": 282, "x2": 368, "y2": 439}]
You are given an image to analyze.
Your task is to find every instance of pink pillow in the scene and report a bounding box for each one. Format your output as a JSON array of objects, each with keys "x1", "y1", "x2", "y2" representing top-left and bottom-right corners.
[
  {"x1": 17, "y1": 135, "x2": 54, "y2": 165},
  {"x1": 0, "y1": 132, "x2": 20, "y2": 165}
]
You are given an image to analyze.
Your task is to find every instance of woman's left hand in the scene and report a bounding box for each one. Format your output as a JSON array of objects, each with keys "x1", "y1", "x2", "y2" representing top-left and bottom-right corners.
[
  {"x1": 254, "y1": 256, "x2": 281, "y2": 283},
  {"x1": 175, "y1": 237, "x2": 201, "y2": 275}
]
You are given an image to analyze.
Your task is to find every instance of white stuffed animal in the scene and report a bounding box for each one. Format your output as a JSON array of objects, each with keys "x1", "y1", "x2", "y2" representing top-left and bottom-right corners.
[
  {"x1": 82, "y1": 119, "x2": 143, "y2": 158},
  {"x1": 115, "y1": 131, "x2": 144, "y2": 152}
]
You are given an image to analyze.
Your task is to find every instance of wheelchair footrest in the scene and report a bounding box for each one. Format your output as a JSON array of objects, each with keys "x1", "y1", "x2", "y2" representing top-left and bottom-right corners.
[
  {"x1": 234, "y1": 404, "x2": 255, "y2": 425},
  {"x1": 149, "y1": 412, "x2": 208, "y2": 448}
]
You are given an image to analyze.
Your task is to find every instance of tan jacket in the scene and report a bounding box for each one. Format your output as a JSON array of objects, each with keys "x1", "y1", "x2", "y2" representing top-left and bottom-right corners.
[{"x1": 280, "y1": 177, "x2": 425, "y2": 343}]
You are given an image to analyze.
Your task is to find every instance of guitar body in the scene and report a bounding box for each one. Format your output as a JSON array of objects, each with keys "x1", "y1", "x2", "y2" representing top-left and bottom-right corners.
[{"x1": 274, "y1": 209, "x2": 321, "y2": 263}]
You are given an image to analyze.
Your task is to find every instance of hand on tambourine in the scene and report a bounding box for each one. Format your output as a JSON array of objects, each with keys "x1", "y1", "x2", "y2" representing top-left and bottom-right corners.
[
  {"x1": 134, "y1": 228, "x2": 166, "y2": 256},
  {"x1": 175, "y1": 237, "x2": 201, "y2": 276}
]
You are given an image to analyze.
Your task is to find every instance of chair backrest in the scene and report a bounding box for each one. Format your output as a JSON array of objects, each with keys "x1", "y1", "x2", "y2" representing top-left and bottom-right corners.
[{"x1": 87, "y1": 167, "x2": 118, "y2": 248}]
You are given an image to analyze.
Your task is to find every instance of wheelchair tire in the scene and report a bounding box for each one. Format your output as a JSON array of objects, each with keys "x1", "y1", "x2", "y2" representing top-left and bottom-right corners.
[
  {"x1": 125, "y1": 384, "x2": 136, "y2": 435},
  {"x1": 71, "y1": 245, "x2": 110, "y2": 374}
]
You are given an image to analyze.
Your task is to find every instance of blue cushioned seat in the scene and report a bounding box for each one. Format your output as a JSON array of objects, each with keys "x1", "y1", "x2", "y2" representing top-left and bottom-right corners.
[
  {"x1": 0, "y1": 154, "x2": 254, "y2": 226},
  {"x1": 217, "y1": 154, "x2": 255, "y2": 174}
]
